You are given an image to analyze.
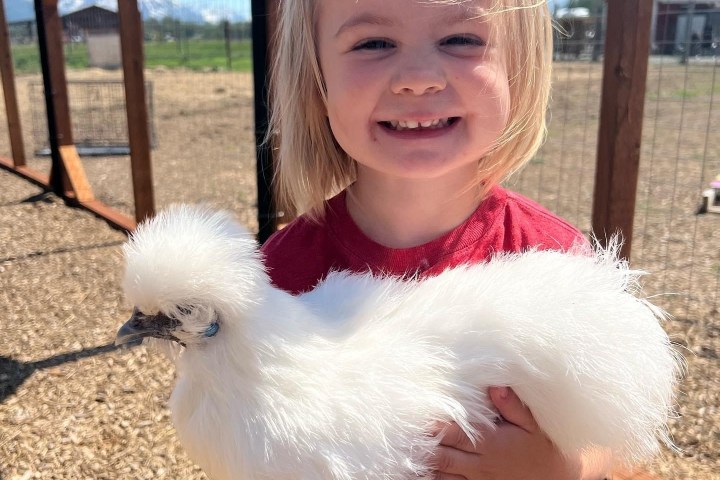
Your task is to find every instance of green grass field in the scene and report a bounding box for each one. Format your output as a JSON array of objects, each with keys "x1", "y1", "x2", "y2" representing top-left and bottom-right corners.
[{"x1": 10, "y1": 39, "x2": 253, "y2": 74}]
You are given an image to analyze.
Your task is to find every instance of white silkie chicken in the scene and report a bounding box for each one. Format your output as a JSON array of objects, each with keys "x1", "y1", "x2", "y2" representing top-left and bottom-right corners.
[{"x1": 116, "y1": 205, "x2": 682, "y2": 480}]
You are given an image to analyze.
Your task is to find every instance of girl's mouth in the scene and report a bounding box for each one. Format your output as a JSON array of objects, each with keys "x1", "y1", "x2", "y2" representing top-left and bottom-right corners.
[{"x1": 379, "y1": 117, "x2": 459, "y2": 131}]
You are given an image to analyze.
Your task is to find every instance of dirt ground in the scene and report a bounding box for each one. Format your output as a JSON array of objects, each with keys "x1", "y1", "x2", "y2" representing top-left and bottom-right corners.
[{"x1": 1, "y1": 64, "x2": 718, "y2": 479}]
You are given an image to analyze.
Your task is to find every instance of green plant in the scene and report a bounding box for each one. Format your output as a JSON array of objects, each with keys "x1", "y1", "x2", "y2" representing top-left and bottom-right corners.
[{"x1": 10, "y1": 39, "x2": 253, "y2": 74}]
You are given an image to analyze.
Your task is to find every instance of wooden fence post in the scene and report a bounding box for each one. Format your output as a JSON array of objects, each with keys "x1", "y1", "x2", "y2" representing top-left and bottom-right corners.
[
  {"x1": 35, "y1": 0, "x2": 94, "y2": 203},
  {"x1": 0, "y1": 0, "x2": 27, "y2": 167},
  {"x1": 117, "y1": 0, "x2": 155, "y2": 225},
  {"x1": 592, "y1": 0, "x2": 653, "y2": 259}
]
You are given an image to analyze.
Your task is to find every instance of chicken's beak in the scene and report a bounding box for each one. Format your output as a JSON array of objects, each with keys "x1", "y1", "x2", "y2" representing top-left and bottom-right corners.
[{"x1": 115, "y1": 308, "x2": 182, "y2": 346}]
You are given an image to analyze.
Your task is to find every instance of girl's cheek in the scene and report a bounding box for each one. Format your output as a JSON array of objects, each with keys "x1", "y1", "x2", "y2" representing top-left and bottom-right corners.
[{"x1": 342, "y1": 61, "x2": 385, "y2": 84}]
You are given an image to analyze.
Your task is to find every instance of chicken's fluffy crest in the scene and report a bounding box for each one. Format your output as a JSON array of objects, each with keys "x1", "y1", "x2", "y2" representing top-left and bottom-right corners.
[{"x1": 119, "y1": 204, "x2": 683, "y2": 480}]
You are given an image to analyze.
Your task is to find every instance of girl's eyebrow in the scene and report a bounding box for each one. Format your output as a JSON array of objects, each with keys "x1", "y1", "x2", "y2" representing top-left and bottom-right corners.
[
  {"x1": 334, "y1": 13, "x2": 396, "y2": 37},
  {"x1": 334, "y1": 8, "x2": 489, "y2": 38}
]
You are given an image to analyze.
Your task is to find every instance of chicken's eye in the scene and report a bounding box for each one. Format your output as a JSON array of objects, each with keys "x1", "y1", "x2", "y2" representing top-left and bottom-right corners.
[{"x1": 204, "y1": 322, "x2": 220, "y2": 337}]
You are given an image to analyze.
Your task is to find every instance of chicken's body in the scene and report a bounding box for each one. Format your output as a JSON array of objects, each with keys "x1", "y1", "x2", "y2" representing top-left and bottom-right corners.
[{"x1": 118, "y1": 205, "x2": 681, "y2": 480}]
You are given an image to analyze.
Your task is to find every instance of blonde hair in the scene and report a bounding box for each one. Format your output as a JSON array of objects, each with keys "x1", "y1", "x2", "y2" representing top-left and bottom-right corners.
[{"x1": 269, "y1": 0, "x2": 553, "y2": 220}]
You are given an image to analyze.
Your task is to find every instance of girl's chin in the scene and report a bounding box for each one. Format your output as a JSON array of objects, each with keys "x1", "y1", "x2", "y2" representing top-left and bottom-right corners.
[{"x1": 355, "y1": 158, "x2": 480, "y2": 185}]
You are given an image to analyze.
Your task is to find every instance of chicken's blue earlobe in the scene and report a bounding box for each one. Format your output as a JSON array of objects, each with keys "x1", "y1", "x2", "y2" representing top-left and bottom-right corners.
[{"x1": 204, "y1": 322, "x2": 220, "y2": 337}]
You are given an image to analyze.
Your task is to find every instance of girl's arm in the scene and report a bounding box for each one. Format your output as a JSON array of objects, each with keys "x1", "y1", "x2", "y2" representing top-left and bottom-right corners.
[{"x1": 431, "y1": 387, "x2": 613, "y2": 480}]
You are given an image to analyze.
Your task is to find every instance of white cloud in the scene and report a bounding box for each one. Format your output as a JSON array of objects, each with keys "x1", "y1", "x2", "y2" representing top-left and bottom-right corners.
[
  {"x1": 58, "y1": 0, "x2": 117, "y2": 13},
  {"x1": 201, "y1": 9, "x2": 223, "y2": 24}
]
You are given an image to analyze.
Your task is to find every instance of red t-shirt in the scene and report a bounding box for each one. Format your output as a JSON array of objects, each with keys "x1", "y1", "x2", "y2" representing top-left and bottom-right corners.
[{"x1": 261, "y1": 186, "x2": 586, "y2": 294}]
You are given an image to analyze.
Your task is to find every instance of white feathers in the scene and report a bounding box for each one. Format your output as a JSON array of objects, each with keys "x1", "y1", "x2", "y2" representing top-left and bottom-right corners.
[{"x1": 121, "y1": 205, "x2": 682, "y2": 480}]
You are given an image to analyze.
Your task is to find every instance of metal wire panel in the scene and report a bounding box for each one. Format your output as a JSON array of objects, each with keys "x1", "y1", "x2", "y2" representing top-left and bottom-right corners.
[
  {"x1": 28, "y1": 79, "x2": 155, "y2": 155},
  {"x1": 512, "y1": 4, "x2": 720, "y2": 322}
]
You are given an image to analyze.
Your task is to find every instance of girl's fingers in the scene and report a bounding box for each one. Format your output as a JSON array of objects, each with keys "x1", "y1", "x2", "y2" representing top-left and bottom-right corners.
[
  {"x1": 488, "y1": 387, "x2": 538, "y2": 434},
  {"x1": 437, "y1": 422, "x2": 487, "y2": 454},
  {"x1": 430, "y1": 445, "x2": 483, "y2": 476}
]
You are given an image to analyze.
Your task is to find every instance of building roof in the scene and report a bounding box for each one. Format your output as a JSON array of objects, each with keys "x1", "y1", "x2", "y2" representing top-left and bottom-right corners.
[{"x1": 62, "y1": 5, "x2": 118, "y2": 31}]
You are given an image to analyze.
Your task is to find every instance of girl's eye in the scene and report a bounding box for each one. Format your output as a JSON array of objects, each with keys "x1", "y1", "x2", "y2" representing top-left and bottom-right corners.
[
  {"x1": 441, "y1": 35, "x2": 486, "y2": 47},
  {"x1": 352, "y1": 39, "x2": 395, "y2": 51}
]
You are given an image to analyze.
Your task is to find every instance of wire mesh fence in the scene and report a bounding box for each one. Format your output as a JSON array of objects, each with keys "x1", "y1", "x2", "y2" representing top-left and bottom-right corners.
[
  {"x1": 28, "y1": 79, "x2": 156, "y2": 155},
  {"x1": 512, "y1": 3, "x2": 720, "y2": 324}
]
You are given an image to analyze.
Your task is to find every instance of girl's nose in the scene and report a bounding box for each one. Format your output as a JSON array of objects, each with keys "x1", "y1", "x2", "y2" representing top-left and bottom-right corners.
[{"x1": 390, "y1": 60, "x2": 447, "y2": 96}]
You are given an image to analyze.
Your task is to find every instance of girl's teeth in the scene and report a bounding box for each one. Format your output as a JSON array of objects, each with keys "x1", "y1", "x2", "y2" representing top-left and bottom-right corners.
[{"x1": 388, "y1": 118, "x2": 453, "y2": 131}]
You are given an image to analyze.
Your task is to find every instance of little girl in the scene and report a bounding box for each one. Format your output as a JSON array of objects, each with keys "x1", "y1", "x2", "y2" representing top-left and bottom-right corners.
[{"x1": 262, "y1": 0, "x2": 612, "y2": 478}]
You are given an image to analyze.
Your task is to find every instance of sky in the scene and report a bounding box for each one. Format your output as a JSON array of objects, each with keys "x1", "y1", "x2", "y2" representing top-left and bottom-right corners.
[
  {"x1": 192, "y1": 0, "x2": 251, "y2": 22},
  {"x1": 80, "y1": 0, "x2": 252, "y2": 22}
]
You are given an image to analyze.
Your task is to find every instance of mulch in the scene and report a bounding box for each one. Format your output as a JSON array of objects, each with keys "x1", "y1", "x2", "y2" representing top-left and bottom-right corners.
[{"x1": 0, "y1": 167, "x2": 708, "y2": 480}]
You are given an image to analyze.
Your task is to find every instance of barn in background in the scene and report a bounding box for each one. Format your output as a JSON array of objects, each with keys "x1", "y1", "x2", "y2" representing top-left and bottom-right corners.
[
  {"x1": 652, "y1": 0, "x2": 720, "y2": 55},
  {"x1": 61, "y1": 5, "x2": 118, "y2": 42}
]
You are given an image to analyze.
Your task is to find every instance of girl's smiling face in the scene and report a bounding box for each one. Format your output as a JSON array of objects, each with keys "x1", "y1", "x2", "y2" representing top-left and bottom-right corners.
[{"x1": 317, "y1": 0, "x2": 511, "y2": 184}]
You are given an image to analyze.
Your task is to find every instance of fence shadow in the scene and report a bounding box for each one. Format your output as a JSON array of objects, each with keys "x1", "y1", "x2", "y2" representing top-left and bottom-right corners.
[{"x1": 0, "y1": 340, "x2": 141, "y2": 403}]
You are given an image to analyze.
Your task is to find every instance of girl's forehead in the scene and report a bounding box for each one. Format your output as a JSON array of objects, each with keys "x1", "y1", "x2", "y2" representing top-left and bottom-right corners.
[
  {"x1": 314, "y1": 0, "x2": 499, "y2": 10},
  {"x1": 315, "y1": 0, "x2": 501, "y2": 24}
]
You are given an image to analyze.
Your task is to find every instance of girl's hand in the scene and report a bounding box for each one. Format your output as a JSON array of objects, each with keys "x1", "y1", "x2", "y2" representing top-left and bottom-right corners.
[{"x1": 431, "y1": 387, "x2": 611, "y2": 480}]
